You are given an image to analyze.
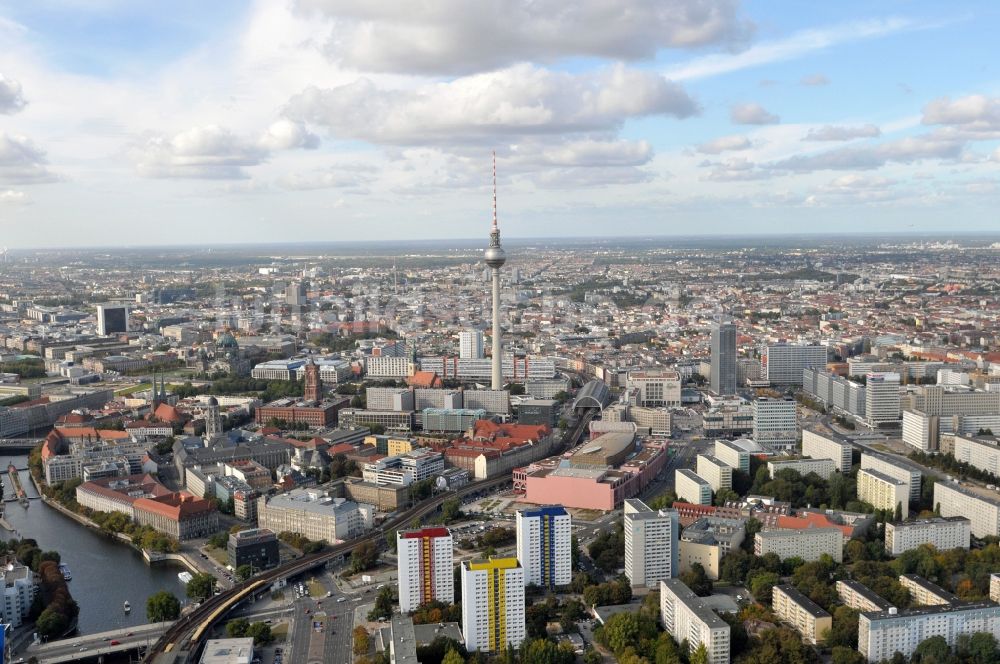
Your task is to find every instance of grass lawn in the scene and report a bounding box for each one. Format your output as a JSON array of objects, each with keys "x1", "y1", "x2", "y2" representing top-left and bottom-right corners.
[
  {"x1": 206, "y1": 546, "x2": 229, "y2": 567},
  {"x1": 271, "y1": 622, "x2": 289, "y2": 641},
  {"x1": 308, "y1": 579, "x2": 326, "y2": 598}
]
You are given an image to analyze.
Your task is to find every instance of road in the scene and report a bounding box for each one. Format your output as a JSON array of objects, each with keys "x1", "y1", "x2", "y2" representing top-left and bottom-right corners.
[{"x1": 23, "y1": 621, "x2": 169, "y2": 663}]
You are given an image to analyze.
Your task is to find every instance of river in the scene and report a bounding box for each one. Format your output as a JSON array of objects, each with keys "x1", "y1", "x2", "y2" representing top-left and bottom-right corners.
[{"x1": 0, "y1": 454, "x2": 188, "y2": 635}]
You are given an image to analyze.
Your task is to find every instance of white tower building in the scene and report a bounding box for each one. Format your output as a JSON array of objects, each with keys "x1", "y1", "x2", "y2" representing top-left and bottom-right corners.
[{"x1": 484, "y1": 153, "x2": 506, "y2": 391}]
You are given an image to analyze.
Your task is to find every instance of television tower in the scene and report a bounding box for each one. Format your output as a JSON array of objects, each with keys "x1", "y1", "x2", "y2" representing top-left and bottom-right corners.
[{"x1": 484, "y1": 151, "x2": 506, "y2": 391}]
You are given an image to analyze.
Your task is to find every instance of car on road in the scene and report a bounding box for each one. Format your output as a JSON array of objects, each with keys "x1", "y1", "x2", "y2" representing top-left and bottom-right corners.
[
  {"x1": 110, "y1": 640, "x2": 120, "y2": 646},
  {"x1": 126, "y1": 632, "x2": 134, "y2": 637},
  {"x1": 337, "y1": 597, "x2": 346, "y2": 602}
]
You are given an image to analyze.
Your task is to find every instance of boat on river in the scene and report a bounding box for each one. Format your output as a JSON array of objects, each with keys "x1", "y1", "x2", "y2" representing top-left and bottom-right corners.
[{"x1": 123, "y1": 600, "x2": 131, "y2": 613}]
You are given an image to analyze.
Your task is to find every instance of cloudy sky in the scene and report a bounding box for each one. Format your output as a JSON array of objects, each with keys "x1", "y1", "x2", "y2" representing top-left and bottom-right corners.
[{"x1": 1, "y1": 0, "x2": 998, "y2": 247}]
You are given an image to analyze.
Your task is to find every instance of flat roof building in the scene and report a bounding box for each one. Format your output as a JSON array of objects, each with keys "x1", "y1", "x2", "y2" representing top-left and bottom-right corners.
[
  {"x1": 857, "y1": 467, "x2": 909, "y2": 519},
  {"x1": 660, "y1": 578, "x2": 730, "y2": 664},
  {"x1": 696, "y1": 455, "x2": 732, "y2": 492},
  {"x1": 801, "y1": 429, "x2": 852, "y2": 474},
  {"x1": 676, "y1": 469, "x2": 712, "y2": 506},
  {"x1": 754, "y1": 526, "x2": 843, "y2": 563},
  {"x1": 898, "y1": 574, "x2": 960, "y2": 606},
  {"x1": 837, "y1": 579, "x2": 894, "y2": 613},
  {"x1": 933, "y1": 481, "x2": 1000, "y2": 538},
  {"x1": 859, "y1": 601, "x2": 1000, "y2": 663},
  {"x1": 624, "y1": 498, "x2": 679, "y2": 589},
  {"x1": 884, "y1": 516, "x2": 971, "y2": 556},
  {"x1": 772, "y1": 584, "x2": 832, "y2": 644}
]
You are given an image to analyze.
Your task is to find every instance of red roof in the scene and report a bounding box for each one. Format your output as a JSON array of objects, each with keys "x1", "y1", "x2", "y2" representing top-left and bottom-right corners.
[
  {"x1": 407, "y1": 371, "x2": 442, "y2": 389},
  {"x1": 329, "y1": 443, "x2": 356, "y2": 456},
  {"x1": 400, "y1": 527, "x2": 450, "y2": 539},
  {"x1": 775, "y1": 513, "x2": 853, "y2": 538},
  {"x1": 134, "y1": 491, "x2": 216, "y2": 521},
  {"x1": 153, "y1": 403, "x2": 184, "y2": 424}
]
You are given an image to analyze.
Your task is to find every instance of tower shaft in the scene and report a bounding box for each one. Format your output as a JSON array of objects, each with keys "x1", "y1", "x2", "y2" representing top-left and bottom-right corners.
[{"x1": 492, "y1": 267, "x2": 502, "y2": 390}]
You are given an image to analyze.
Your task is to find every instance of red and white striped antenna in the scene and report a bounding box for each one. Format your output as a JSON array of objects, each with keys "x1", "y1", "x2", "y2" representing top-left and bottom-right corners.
[{"x1": 491, "y1": 150, "x2": 498, "y2": 232}]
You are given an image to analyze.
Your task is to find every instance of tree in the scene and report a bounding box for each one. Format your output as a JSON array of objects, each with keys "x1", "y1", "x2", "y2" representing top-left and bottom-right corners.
[
  {"x1": 354, "y1": 626, "x2": 371, "y2": 656},
  {"x1": 680, "y1": 563, "x2": 713, "y2": 596},
  {"x1": 186, "y1": 572, "x2": 216, "y2": 601},
  {"x1": 235, "y1": 565, "x2": 253, "y2": 582},
  {"x1": 913, "y1": 635, "x2": 950, "y2": 664},
  {"x1": 690, "y1": 642, "x2": 709, "y2": 664},
  {"x1": 35, "y1": 607, "x2": 68, "y2": 639},
  {"x1": 749, "y1": 571, "x2": 781, "y2": 604},
  {"x1": 368, "y1": 585, "x2": 394, "y2": 621},
  {"x1": 831, "y1": 646, "x2": 865, "y2": 664},
  {"x1": 226, "y1": 618, "x2": 250, "y2": 638},
  {"x1": 146, "y1": 590, "x2": 181, "y2": 622},
  {"x1": 351, "y1": 540, "x2": 379, "y2": 573},
  {"x1": 442, "y1": 649, "x2": 464, "y2": 664},
  {"x1": 246, "y1": 621, "x2": 273, "y2": 645}
]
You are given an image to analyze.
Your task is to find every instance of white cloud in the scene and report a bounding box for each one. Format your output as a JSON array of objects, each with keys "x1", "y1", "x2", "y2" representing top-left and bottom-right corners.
[
  {"x1": 534, "y1": 166, "x2": 654, "y2": 189},
  {"x1": 696, "y1": 134, "x2": 751, "y2": 154},
  {"x1": 511, "y1": 139, "x2": 653, "y2": 168},
  {"x1": 922, "y1": 94, "x2": 1000, "y2": 133},
  {"x1": 772, "y1": 134, "x2": 963, "y2": 172},
  {"x1": 824, "y1": 174, "x2": 895, "y2": 190},
  {"x1": 286, "y1": 63, "x2": 698, "y2": 145},
  {"x1": 276, "y1": 164, "x2": 375, "y2": 190},
  {"x1": 800, "y1": 73, "x2": 829, "y2": 86},
  {"x1": 804, "y1": 124, "x2": 881, "y2": 141},
  {"x1": 299, "y1": 0, "x2": 752, "y2": 75},
  {"x1": 0, "y1": 133, "x2": 60, "y2": 184},
  {"x1": 131, "y1": 125, "x2": 268, "y2": 179},
  {"x1": 258, "y1": 119, "x2": 320, "y2": 151},
  {"x1": 730, "y1": 102, "x2": 779, "y2": 125},
  {"x1": 702, "y1": 156, "x2": 770, "y2": 181},
  {"x1": 0, "y1": 189, "x2": 29, "y2": 205},
  {"x1": 0, "y1": 74, "x2": 27, "y2": 114},
  {"x1": 665, "y1": 17, "x2": 916, "y2": 81}
]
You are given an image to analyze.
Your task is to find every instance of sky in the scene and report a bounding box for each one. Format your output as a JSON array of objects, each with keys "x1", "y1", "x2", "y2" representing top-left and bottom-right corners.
[{"x1": 0, "y1": 0, "x2": 999, "y2": 247}]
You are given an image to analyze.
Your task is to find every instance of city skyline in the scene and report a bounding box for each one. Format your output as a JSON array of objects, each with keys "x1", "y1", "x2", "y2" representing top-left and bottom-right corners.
[{"x1": 1, "y1": 1, "x2": 999, "y2": 246}]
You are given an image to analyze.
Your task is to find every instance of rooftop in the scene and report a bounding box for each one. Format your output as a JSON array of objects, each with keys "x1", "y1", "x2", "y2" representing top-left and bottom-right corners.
[{"x1": 774, "y1": 584, "x2": 831, "y2": 618}]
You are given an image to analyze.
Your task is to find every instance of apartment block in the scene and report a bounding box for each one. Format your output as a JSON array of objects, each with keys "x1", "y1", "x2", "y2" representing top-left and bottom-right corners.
[
  {"x1": 754, "y1": 527, "x2": 843, "y2": 563},
  {"x1": 990, "y1": 573, "x2": 1000, "y2": 603},
  {"x1": 624, "y1": 498, "x2": 679, "y2": 588},
  {"x1": 772, "y1": 584, "x2": 832, "y2": 644},
  {"x1": 753, "y1": 398, "x2": 798, "y2": 452},
  {"x1": 865, "y1": 372, "x2": 901, "y2": 427},
  {"x1": 676, "y1": 469, "x2": 712, "y2": 506},
  {"x1": 515, "y1": 506, "x2": 572, "y2": 589},
  {"x1": 933, "y1": 481, "x2": 1000, "y2": 538},
  {"x1": 859, "y1": 602, "x2": 1000, "y2": 663},
  {"x1": 952, "y1": 435, "x2": 1000, "y2": 476},
  {"x1": 397, "y1": 527, "x2": 454, "y2": 613},
  {"x1": 763, "y1": 343, "x2": 828, "y2": 386},
  {"x1": 461, "y1": 558, "x2": 526, "y2": 653},
  {"x1": 660, "y1": 578, "x2": 730, "y2": 664},
  {"x1": 898, "y1": 574, "x2": 960, "y2": 606},
  {"x1": 696, "y1": 455, "x2": 733, "y2": 492},
  {"x1": 836, "y1": 579, "x2": 894, "y2": 613},
  {"x1": 884, "y1": 517, "x2": 971, "y2": 556},
  {"x1": 679, "y1": 517, "x2": 746, "y2": 580},
  {"x1": 767, "y1": 457, "x2": 836, "y2": 480},
  {"x1": 801, "y1": 429, "x2": 852, "y2": 474},
  {"x1": 714, "y1": 439, "x2": 750, "y2": 473},
  {"x1": 860, "y1": 453, "x2": 921, "y2": 502},
  {"x1": 857, "y1": 468, "x2": 910, "y2": 519}
]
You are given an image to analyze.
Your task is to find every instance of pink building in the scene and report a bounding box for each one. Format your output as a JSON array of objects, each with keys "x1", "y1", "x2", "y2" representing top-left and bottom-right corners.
[{"x1": 519, "y1": 443, "x2": 668, "y2": 511}]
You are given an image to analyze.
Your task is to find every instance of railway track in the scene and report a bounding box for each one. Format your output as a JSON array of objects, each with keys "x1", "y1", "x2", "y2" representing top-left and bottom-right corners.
[
  {"x1": 146, "y1": 407, "x2": 598, "y2": 662},
  {"x1": 145, "y1": 474, "x2": 510, "y2": 662}
]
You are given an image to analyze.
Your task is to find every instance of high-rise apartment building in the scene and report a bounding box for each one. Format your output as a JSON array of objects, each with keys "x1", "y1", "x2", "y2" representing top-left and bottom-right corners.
[
  {"x1": 515, "y1": 505, "x2": 571, "y2": 589},
  {"x1": 660, "y1": 578, "x2": 731, "y2": 664},
  {"x1": 676, "y1": 469, "x2": 713, "y2": 505},
  {"x1": 710, "y1": 320, "x2": 737, "y2": 396},
  {"x1": 696, "y1": 455, "x2": 732, "y2": 492},
  {"x1": 884, "y1": 517, "x2": 971, "y2": 556},
  {"x1": 859, "y1": 602, "x2": 1000, "y2": 663},
  {"x1": 397, "y1": 527, "x2": 454, "y2": 612},
  {"x1": 767, "y1": 457, "x2": 836, "y2": 480},
  {"x1": 865, "y1": 372, "x2": 901, "y2": 427},
  {"x1": 96, "y1": 303, "x2": 129, "y2": 335},
  {"x1": 801, "y1": 429, "x2": 852, "y2": 474},
  {"x1": 754, "y1": 527, "x2": 843, "y2": 562},
  {"x1": 857, "y1": 468, "x2": 909, "y2": 519},
  {"x1": 624, "y1": 498, "x2": 679, "y2": 588},
  {"x1": 753, "y1": 398, "x2": 798, "y2": 452},
  {"x1": 933, "y1": 481, "x2": 1000, "y2": 538},
  {"x1": 714, "y1": 439, "x2": 750, "y2": 473},
  {"x1": 860, "y1": 453, "x2": 921, "y2": 502},
  {"x1": 459, "y1": 329, "x2": 485, "y2": 360},
  {"x1": 772, "y1": 584, "x2": 832, "y2": 644},
  {"x1": 763, "y1": 343, "x2": 828, "y2": 386},
  {"x1": 461, "y1": 557, "x2": 525, "y2": 653}
]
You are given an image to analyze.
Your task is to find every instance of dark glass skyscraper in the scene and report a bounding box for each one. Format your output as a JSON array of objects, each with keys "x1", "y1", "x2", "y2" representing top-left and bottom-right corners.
[{"x1": 710, "y1": 320, "x2": 737, "y2": 396}]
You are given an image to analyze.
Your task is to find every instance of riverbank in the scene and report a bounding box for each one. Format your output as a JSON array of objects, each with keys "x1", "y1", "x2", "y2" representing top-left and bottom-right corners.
[{"x1": 35, "y1": 480, "x2": 196, "y2": 571}]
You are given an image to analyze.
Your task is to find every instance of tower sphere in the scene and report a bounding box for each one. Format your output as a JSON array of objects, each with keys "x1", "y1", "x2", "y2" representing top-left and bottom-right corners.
[{"x1": 484, "y1": 245, "x2": 506, "y2": 269}]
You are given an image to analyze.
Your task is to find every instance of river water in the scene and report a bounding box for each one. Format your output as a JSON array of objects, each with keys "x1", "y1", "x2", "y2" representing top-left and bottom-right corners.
[{"x1": 0, "y1": 454, "x2": 188, "y2": 635}]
